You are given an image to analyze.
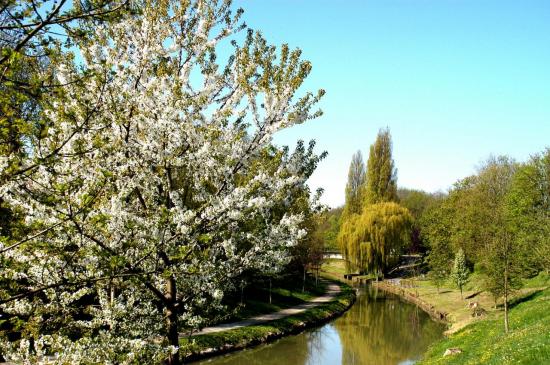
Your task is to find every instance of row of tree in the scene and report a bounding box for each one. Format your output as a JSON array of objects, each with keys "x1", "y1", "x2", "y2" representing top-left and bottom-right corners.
[
  {"x1": 421, "y1": 152, "x2": 550, "y2": 332},
  {"x1": 0, "y1": 0, "x2": 325, "y2": 363}
]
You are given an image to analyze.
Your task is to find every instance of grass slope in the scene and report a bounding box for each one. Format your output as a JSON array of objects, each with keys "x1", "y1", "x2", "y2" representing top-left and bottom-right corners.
[
  {"x1": 419, "y1": 287, "x2": 550, "y2": 365},
  {"x1": 380, "y1": 272, "x2": 549, "y2": 334}
]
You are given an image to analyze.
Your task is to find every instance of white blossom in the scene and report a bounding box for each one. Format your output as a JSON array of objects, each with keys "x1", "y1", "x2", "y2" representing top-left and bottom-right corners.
[{"x1": 0, "y1": 0, "x2": 324, "y2": 362}]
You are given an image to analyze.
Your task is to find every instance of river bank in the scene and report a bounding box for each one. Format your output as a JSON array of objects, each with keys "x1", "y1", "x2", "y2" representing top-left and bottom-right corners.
[
  {"x1": 374, "y1": 273, "x2": 550, "y2": 364},
  {"x1": 189, "y1": 283, "x2": 445, "y2": 365},
  {"x1": 374, "y1": 273, "x2": 548, "y2": 334},
  {"x1": 420, "y1": 286, "x2": 550, "y2": 364},
  {"x1": 180, "y1": 279, "x2": 355, "y2": 363},
  {"x1": 373, "y1": 281, "x2": 449, "y2": 325}
]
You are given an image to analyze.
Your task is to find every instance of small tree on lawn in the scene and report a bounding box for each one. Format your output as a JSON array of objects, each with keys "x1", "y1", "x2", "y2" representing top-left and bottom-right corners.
[{"x1": 451, "y1": 248, "x2": 469, "y2": 299}]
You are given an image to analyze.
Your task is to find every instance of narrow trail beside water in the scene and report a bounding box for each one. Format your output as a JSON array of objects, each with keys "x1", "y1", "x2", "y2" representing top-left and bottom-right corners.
[{"x1": 184, "y1": 281, "x2": 341, "y2": 337}]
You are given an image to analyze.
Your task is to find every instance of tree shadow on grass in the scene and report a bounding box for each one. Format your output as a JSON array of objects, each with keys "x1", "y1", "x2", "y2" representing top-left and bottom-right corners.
[{"x1": 506, "y1": 289, "x2": 544, "y2": 309}]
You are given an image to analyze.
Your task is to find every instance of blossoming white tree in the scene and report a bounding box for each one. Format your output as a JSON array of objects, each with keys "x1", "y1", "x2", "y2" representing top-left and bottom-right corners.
[{"x1": 0, "y1": 0, "x2": 324, "y2": 363}]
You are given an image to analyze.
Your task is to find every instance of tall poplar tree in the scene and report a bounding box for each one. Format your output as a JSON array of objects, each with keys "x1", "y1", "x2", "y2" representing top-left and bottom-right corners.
[
  {"x1": 365, "y1": 128, "x2": 398, "y2": 204},
  {"x1": 343, "y1": 151, "x2": 366, "y2": 217}
]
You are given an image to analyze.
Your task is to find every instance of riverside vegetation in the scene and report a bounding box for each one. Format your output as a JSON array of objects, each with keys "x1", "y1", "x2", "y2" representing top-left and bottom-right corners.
[
  {"x1": 1, "y1": 0, "x2": 548, "y2": 362},
  {"x1": 180, "y1": 278, "x2": 355, "y2": 362},
  {"x1": 417, "y1": 274, "x2": 550, "y2": 364},
  {"x1": 333, "y1": 129, "x2": 550, "y2": 363}
]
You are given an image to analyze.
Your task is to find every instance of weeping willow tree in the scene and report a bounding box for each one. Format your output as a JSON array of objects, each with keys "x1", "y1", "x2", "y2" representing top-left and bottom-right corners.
[
  {"x1": 339, "y1": 202, "x2": 412, "y2": 274},
  {"x1": 338, "y1": 128, "x2": 408, "y2": 274}
]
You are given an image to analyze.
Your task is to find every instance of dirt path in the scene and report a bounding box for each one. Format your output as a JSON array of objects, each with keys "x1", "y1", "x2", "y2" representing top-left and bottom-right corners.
[{"x1": 186, "y1": 281, "x2": 341, "y2": 336}]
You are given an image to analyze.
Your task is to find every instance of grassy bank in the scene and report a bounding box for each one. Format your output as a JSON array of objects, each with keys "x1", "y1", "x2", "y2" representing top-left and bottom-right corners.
[
  {"x1": 180, "y1": 279, "x2": 355, "y2": 362},
  {"x1": 419, "y1": 286, "x2": 550, "y2": 364},
  {"x1": 213, "y1": 278, "x2": 327, "y2": 324},
  {"x1": 321, "y1": 258, "x2": 374, "y2": 284},
  {"x1": 376, "y1": 272, "x2": 549, "y2": 334},
  {"x1": 374, "y1": 272, "x2": 550, "y2": 364},
  {"x1": 321, "y1": 258, "x2": 348, "y2": 282}
]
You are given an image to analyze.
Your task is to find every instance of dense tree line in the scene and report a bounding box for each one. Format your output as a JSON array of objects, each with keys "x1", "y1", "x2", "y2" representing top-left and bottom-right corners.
[
  {"x1": 421, "y1": 151, "x2": 550, "y2": 332},
  {"x1": 313, "y1": 207, "x2": 342, "y2": 251}
]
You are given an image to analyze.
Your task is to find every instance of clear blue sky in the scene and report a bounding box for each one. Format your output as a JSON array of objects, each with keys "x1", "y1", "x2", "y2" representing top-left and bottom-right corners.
[{"x1": 234, "y1": 0, "x2": 550, "y2": 207}]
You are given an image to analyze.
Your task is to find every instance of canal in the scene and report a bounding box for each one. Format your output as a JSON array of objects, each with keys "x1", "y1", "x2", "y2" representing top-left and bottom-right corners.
[{"x1": 193, "y1": 284, "x2": 445, "y2": 365}]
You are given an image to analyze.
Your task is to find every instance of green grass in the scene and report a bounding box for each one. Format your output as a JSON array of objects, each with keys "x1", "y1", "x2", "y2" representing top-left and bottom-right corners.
[
  {"x1": 322, "y1": 258, "x2": 348, "y2": 274},
  {"x1": 180, "y1": 281, "x2": 355, "y2": 362},
  {"x1": 383, "y1": 270, "x2": 549, "y2": 334},
  {"x1": 419, "y1": 287, "x2": 550, "y2": 365},
  {"x1": 213, "y1": 278, "x2": 327, "y2": 324},
  {"x1": 523, "y1": 271, "x2": 550, "y2": 289},
  {"x1": 321, "y1": 259, "x2": 377, "y2": 285}
]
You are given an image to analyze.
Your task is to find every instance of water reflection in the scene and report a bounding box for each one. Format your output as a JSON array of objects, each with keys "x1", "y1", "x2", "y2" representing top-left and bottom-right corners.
[
  {"x1": 193, "y1": 285, "x2": 444, "y2": 365},
  {"x1": 334, "y1": 285, "x2": 444, "y2": 364}
]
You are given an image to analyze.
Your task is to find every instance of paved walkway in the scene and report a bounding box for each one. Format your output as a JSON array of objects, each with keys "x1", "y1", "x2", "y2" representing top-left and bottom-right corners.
[{"x1": 185, "y1": 281, "x2": 341, "y2": 336}]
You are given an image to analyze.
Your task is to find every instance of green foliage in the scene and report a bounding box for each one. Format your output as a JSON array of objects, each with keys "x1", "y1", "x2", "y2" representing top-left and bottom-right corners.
[
  {"x1": 398, "y1": 188, "x2": 442, "y2": 220},
  {"x1": 398, "y1": 188, "x2": 444, "y2": 253},
  {"x1": 364, "y1": 128, "x2": 398, "y2": 205},
  {"x1": 420, "y1": 154, "x2": 548, "y2": 332},
  {"x1": 428, "y1": 243, "x2": 453, "y2": 293},
  {"x1": 506, "y1": 149, "x2": 550, "y2": 273},
  {"x1": 419, "y1": 288, "x2": 550, "y2": 365},
  {"x1": 314, "y1": 207, "x2": 343, "y2": 251},
  {"x1": 288, "y1": 209, "x2": 325, "y2": 279},
  {"x1": 421, "y1": 199, "x2": 453, "y2": 291},
  {"x1": 450, "y1": 248, "x2": 469, "y2": 299},
  {"x1": 343, "y1": 151, "x2": 366, "y2": 217},
  {"x1": 338, "y1": 202, "x2": 412, "y2": 274}
]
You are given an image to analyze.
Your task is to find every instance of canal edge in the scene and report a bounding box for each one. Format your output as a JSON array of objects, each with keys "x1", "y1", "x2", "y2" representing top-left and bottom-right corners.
[
  {"x1": 373, "y1": 281, "x2": 450, "y2": 326},
  {"x1": 181, "y1": 279, "x2": 356, "y2": 363}
]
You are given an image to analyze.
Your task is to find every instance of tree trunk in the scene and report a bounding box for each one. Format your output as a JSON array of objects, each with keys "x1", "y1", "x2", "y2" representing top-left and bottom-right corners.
[
  {"x1": 302, "y1": 266, "x2": 306, "y2": 293},
  {"x1": 315, "y1": 268, "x2": 319, "y2": 286},
  {"x1": 460, "y1": 286, "x2": 463, "y2": 300},
  {"x1": 269, "y1": 278, "x2": 272, "y2": 305},
  {"x1": 240, "y1": 284, "x2": 244, "y2": 306},
  {"x1": 110, "y1": 284, "x2": 115, "y2": 305},
  {"x1": 166, "y1": 277, "x2": 180, "y2": 365},
  {"x1": 504, "y1": 262, "x2": 509, "y2": 333}
]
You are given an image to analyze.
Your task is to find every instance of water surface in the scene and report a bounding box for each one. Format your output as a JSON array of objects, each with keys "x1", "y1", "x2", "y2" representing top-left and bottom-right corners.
[{"x1": 193, "y1": 285, "x2": 445, "y2": 365}]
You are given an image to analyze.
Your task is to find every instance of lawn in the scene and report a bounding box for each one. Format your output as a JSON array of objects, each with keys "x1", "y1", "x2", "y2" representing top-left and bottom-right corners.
[
  {"x1": 382, "y1": 272, "x2": 549, "y2": 334},
  {"x1": 321, "y1": 258, "x2": 348, "y2": 281},
  {"x1": 419, "y1": 287, "x2": 550, "y2": 364}
]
